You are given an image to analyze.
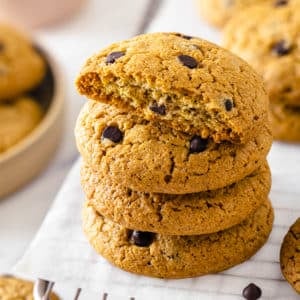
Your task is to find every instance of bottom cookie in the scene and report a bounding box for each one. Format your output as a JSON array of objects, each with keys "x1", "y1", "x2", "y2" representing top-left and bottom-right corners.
[
  {"x1": 82, "y1": 198, "x2": 273, "y2": 279},
  {"x1": 0, "y1": 276, "x2": 59, "y2": 300},
  {"x1": 280, "y1": 218, "x2": 300, "y2": 294},
  {"x1": 270, "y1": 103, "x2": 300, "y2": 142}
]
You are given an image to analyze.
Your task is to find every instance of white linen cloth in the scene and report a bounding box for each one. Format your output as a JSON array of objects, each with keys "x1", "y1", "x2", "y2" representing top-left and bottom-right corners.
[
  {"x1": 13, "y1": 0, "x2": 300, "y2": 299},
  {"x1": 14, "y1": 142, "x2": 300, "y2": 299}
]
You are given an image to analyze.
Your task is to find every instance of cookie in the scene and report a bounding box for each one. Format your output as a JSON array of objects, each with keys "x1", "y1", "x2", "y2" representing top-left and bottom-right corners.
[
  {"x1": 270, "y1": 103, "x2": 300, "y2": 142},
  {"x1": 223, "y1": 0, "x2": 300, "y2": 107},
  {"x1": 0, "y1": 276, "x2": 59, "y2": 300},
  {"x1": 76, "y1": 32, "x2": 269, "y2": 144},
  {"x1": 81, "y1": 161, "x2": 271, "y2": 235},
  {"x1": 75, "y1": 101, "x2": 272, "y2": 194},
  {"x1": 0, "y1": 96, "x2": 43, "y2": 153},
  {"x1": 197, "y1": 0, "x2": 270, "y2": 27},
  {"x1": 0, "y1": 24, "x2": 46, "y2": 100},
  {"x1": 82, "y1": 198, "x2": 274, "y2": 279},
  {"x1": 280, "y1": 218, "x2": 300, "y2": 294}
]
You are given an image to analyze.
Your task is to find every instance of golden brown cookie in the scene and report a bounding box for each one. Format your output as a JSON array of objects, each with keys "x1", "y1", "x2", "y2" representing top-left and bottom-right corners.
[
  {"x1": 82, "y1": 198, "x2": 274, "y2": 279},
  {"x1": 76, "y1": 32, "x2": 269, "y2": 144},
  {"x1": 223, "y1": 0, "x2": 300, "y2": 107},
  {"x1": 0, "y1": 24, "x2": 46, "y2": 100},
  {"x1": 0, "y1": 276, "x2": 59, "y2": 300},
  {"x1": 0, "y1": 96, "x2": 43, "y2": 153},
  {"x1": 81, "y1": 161, "x2": 271, "y2": 235},
  {"x1": 197, "y1": 0, "x2": 271, "y2": 27},
  {"x1": 75, "y1": 101, "x2": 272, "y2": 194},
  {"x1": 280, "y1": 218, "x2": 300, "y2": 294},
  {"x1": 270, "y1": 103, "x2": 300, "y2": 142}
]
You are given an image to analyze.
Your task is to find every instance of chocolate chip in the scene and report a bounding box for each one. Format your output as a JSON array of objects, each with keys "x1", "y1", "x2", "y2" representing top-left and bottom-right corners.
[
  {"x1": 102, "y1": 126, "x2": 123, "y2": 143},
  {"x1": 224, "y1": 99, "x2": 233, "y2": 111},
  {"x1": 149, "y1": 102, "x2": 166, "y2": 115},
  {"x1": 129, "y1": 231, "x2": 155, "y2": 247},
  {"x1": 189, "y1": 136, "x2": 208, "y2": 153},
  {"x1": 0, "y1": 42, "x2": 5, "y2": 52},
  {"x1": 105, "y1": 51, "x2": 125, "y2": 64},
  {"x1": 242, "y1": 283, "x2": 262, "y2": 300},
  {"x1": 274, "y1": 0, "x2": 288, "y2": 6},
  {"x1": 271, "y1": 40, "x2": 291, "y2": 56},
  {"x1": 174, "y1": 33, "x2": 193, "y2": 40},
  {"x1": 178, "y1": 55, "x2": 198, "y2": 69}
]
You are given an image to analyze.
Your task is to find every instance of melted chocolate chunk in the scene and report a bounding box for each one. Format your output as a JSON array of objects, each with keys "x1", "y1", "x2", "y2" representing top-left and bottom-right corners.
[
  {"x1": 272, "y1": 40, "x2": 291, "y2": 56},
  {"x1": 105, "y1": 51, "x2": 125, "y2": 64},
  {"x1": 149, "y1": 103, "x2": 166, "y2": 115},
  {"x1": 129, "y1": 231, "x2": 155, "y2": 247},
  {"x1": 102, "y1": 126, "x2": 123, "y2": 143},
  {"x1": 189, "y1": 136, "x2": 208, "y2": 153},
  {"x1": 178, "y1": 54, "x2": 198, "y2": 69},
  {"x1": 174, "y1": 33, "x2": 193, "y2": 40},
  {"x1": 242, "y1": 283, "x2": 262, "y2": 300},
  {"x1": 224, "y1": 99, "x2": 233, "y2": 111},
  {"x1": 274, "y1": 0, "x2": 288, "y2": 6}
]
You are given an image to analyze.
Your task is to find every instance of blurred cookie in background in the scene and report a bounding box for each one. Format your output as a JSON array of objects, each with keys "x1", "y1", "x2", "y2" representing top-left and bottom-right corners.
[
  {"x1": 223, "y1": 0, "x2": 300, "y2": 142},
  {"x1": 0, "y1": 96, "x2": 42, "y2": 153},
  {"x1": 0, "y1": 22, "x2": 64, "y2": 198},
  {"x1": 0, "y1": 24, "x2": 45, "y2": 100},
  {"x1": 197, "y1": 0, "x2": 270, "y2": 28}
]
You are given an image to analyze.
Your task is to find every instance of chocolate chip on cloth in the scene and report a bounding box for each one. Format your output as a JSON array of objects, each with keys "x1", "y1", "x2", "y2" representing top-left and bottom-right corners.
[
  {"x1": 82, "y1": 199, "x2": 274, "y2": 279},
  {"x1": 76, "y1": 32, "x2": 269, "y2": 144},
  {"x1": 223, "y1": 0, "x2": 300, "y2": 109},
  {"x1": 75, "y1": 101, "x2": 272, "y2": 194},
  {"x1": 280, "y1": 218, "x2": 300, "y2": 294},
  {"x1": 242, "y1": 283, "x2": 262, "y2": 300}
]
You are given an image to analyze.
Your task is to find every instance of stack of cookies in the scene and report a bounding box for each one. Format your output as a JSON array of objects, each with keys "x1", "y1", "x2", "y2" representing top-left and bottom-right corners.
[
  {"x1": 223, "y1": 0, "x2": 300, "y2": 142},
  {"x1": 0, "y1": 24, "x2": 45, "y2": 153},
  {"x1": 75, "y1": 32, "x2": 274, "y2": 278}
]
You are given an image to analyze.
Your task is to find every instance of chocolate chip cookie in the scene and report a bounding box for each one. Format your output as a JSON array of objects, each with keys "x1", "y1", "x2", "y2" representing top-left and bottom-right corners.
[
  {"x1": 76, "y1": 32, "x2": 269, "y2": 144},
  {"x1": 280, "y1": 218, "x2": 300, "y2": 294},
  {"x1": 0, "y1": 24, "x2": 46, "y2": 100},
  {"x1": 0, "y1": 276, "x2": 59, "y2": 300},
  {"x1": 81, "y1": 161, "x2": 271, "y2": 235},
  {"x1": 75, "y1": 101, "x2": 272, "y2": 194},
  {"x1": 197, "y1": 0, "x2": 271, "y2": 27},
  {"x1": 270, "y1": 103, "x2": 300, "y2": 142},
  {"x1": 82, "y1": 198, "x2": 274, "y2": 279},
  {"x1": 223, "y1": 0, "x2": 300, "y2": 107},
  {"x1": 0, "y1": 96, "x2": 43, "y2": 153}
]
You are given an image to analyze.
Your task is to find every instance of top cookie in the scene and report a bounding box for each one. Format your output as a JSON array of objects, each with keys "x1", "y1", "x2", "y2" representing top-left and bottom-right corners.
[
  {"x1": 0, "y1": 24, "x2": 46, "y2": 100},
  {"x1": 76, "y1": 32, "x2": 269, "y2": 144},
  {"x1": 197, "y1": 0, "x2": 270, "y2": 27},
  {"x1": 223, "y1": 0, "x2": 300, "y2": 106}
]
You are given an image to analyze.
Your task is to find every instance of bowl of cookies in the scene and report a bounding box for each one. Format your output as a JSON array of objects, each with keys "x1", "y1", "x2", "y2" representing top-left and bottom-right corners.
[{"x1": 0, "y1": 23, "x2": 64, "y2": 198}]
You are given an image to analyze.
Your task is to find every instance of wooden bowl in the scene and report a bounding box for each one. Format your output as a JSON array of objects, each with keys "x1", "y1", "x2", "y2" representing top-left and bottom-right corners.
[{"x1": 0, "y1": 44, "x2": 64, "y2": 199}]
